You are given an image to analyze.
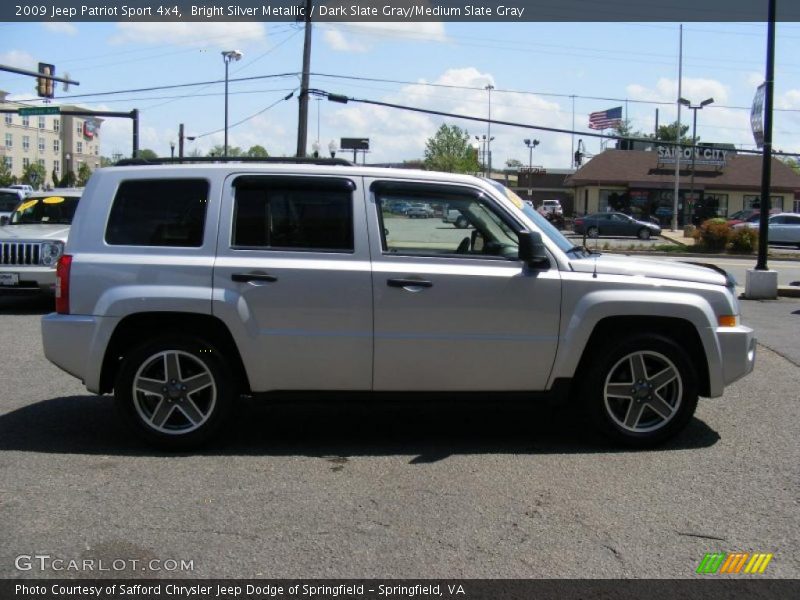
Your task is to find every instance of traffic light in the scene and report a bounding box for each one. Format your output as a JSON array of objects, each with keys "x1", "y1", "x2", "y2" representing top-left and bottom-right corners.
[{"x1": 36, "y1": 63, "x2": 55, "y2": 99}]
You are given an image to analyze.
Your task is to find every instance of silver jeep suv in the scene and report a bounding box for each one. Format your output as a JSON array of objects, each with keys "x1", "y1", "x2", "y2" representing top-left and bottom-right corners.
[{"x1": 41, "y1": 161, "x2": 755, "y2": 449}]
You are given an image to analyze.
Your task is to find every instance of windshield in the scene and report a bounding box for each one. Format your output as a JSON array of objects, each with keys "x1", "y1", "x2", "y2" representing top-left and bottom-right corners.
[
  {"x1": 9, "y1": 195, "x2": 81, "y2": 225},
  {"x1": 483, "y1": 179, "x2": 574, "y2": 254}
]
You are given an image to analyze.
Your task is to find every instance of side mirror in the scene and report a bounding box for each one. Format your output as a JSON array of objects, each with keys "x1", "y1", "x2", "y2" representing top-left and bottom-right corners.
[{"x1": 518, "y1": 231, "x2": 550, "y2": 269}]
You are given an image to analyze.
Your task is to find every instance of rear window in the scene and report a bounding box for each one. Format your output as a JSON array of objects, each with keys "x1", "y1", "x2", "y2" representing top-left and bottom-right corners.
[
  {"x1": 232, "y1": 176, "x2": 354, "y2": 252},
  {"x1": 9, "y1": 195, "x2": 81, "y2": 224},
  {"x1": 105, "y1": 179, "x2": 209, "y2": 247}
]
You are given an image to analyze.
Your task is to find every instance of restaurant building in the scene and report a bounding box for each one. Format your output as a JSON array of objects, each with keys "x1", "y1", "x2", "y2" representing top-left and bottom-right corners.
[{"x1": 565, "y1": 148, "x2": 800, "y2": 226}]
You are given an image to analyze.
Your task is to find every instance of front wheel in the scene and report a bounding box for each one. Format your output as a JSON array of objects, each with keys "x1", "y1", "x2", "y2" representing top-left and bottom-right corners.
[
  {"x1": 455, "y1": 216, "x2": 469, "y2": 229},
  {"x1": 581, "y1": 334, "x2": 698, "y2": 447},
  {"x1": 114, "y1": 336, "x2": 236, "y2": 449},
  {"x1": 638, "y1": 228, "x2": 651, "y2": 240},
  {"x1": 587, "y1": 226, "x2": 599, "y2": 238}
]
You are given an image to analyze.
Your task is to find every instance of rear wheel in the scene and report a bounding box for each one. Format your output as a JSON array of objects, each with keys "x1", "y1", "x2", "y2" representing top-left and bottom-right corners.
[
  {"x1": 114, "y1": 336, "x2": 236, "y2": 449},
  {"x1": 587, "y1": 226, "x2": 599, "y2": 238},
  {"x1": 456, "y1": 216, "x2": 469, "y2": 229},
  {"x1": 581, "y1": 334, "x2": 698, "y2": 447}
]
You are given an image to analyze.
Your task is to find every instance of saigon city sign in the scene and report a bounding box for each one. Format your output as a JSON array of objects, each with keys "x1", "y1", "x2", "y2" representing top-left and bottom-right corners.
[{"x1": 657, "y1": 145, "x2": 728, "y2": 167}]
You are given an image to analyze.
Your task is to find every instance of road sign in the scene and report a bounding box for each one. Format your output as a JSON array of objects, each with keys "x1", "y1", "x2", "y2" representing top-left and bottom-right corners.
[
  {"x1": 18, "y1": 106, "x2": 60, "y2": 116},
  {"x1": 751, "y1": 83, "x2": 766, "y2": 149}
]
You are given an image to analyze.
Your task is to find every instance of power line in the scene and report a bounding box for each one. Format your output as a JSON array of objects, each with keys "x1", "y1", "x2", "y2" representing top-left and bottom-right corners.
[{"x1": 193, "y1": 89, "x2": 298, "y2": 139}]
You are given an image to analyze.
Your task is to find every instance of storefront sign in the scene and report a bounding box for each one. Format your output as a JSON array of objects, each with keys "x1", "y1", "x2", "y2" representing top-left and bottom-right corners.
[
  {"x1": 657, "y1": 146, "x2": 728, "y2": 167},
  {"x1": 751, "y1": 83, "x2": 766, "y2": 149}
]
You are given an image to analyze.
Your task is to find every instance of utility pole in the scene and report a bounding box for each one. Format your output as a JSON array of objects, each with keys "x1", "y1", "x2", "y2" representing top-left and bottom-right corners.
[
  {"x1": 296, "y1": 0, "x2": 313, "y2": 157},
  {"x1": 178, "y1": 123, "x2": 184, "y2": 159}
]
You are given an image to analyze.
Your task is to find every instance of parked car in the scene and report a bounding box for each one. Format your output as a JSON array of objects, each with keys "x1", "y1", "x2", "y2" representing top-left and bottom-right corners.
[
  {"x1": 0, "y1": 188, "x2": 83, "y2": 294},
  {"x1": 406, "y1": 203, "x2": 434, "y2": 218},
  {"x1": 442, "y1": 207, "x2": 470, "y2": 228},
  {"x1": 8, "y1": 184, "x2": 34, "y2": 198},
  {"x1": 733, "y1": 212, "x2": 800, "y2": 247},
  {"x1": 41, "y1": 162, "x2": 753, "y2": 449},
  {"x1": 0, "y1": 187, "x2": 25, "y2": 221},
  {"x1": 388, "y1": 201, "x2": 411, "y2": 215},
  {"x1": 540, "y1": 199, "x2": 563, "y2": 217},
  {"x1": 573, "y1": 212, "x2": 662, "y2": 240},
  {"x1": 727, "y1": 208, "x2": 780, "y2": 227}
]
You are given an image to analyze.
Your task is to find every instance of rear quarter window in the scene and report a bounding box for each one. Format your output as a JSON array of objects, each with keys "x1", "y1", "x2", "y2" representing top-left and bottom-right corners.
[{"x1": 105, "y1": 179, "x2": 209, "y2": 247}]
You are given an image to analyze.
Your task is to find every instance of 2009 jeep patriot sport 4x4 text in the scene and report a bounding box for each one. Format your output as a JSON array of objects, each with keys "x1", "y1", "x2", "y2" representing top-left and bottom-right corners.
[{"x1": 41, "y1": 161, "x2": 755, "y2": 448}]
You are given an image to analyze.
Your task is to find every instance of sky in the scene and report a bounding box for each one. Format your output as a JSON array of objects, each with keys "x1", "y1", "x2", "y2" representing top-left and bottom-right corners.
[{"x1": 1, "y1": 19, "x2": 799, "y2": 169}]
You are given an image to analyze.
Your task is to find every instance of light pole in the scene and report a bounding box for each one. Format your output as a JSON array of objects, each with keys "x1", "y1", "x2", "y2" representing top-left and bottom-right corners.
[
  {"x1": 524, "y1": 139, "x2": 539, "y2": 197},
  {"x1": 169, "y1": 141, "x2": 175, "y2": 159},
  {"x1": 312, "y1": 140, "x2": 320, "y2": 159},
  {"x1": 221, "y1": 50, "x2": 243, "y2": 157},
  {"x1": 485, "y1": 84, "x2": 494, "y2": 177},
  {"x1": 678, "y1": 96, "x2": 714, "y2": 225}
]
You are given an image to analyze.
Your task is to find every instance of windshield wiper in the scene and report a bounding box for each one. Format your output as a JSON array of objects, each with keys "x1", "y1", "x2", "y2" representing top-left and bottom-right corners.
[{"x1": 567, "y1": 244, "x2": 598, "y2": 256}]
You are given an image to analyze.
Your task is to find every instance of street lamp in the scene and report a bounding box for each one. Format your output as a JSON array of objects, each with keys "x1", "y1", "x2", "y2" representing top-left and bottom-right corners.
[
  {"x1": 328, "y1": 139, "x2": 337, "y2": 158},
  {"x1": 474, "y1": 134, "x2": 494, "y2": 174},
  {"x1": 169, "y1": 141, "x2": 175, "y2": 159},
  {"x1": 485, "y1": 84, "x2": 495, "y2": 177},
  {"x1": 221, "y1": 50, "x2": 243, "y2": 157},
  {"x1": 523, "y1": 139, "x2": 539, "y2": 197},
  {"x1": 678, "y1": 96, "x2": 714, "y2": 225},
  {"x1": 312, "y1": 140, "x2": 320, "y2": 158}
]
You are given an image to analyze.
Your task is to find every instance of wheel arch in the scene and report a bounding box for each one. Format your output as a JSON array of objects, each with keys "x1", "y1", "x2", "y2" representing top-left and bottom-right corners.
[{"x1": 99, "y1": 312, "x2": 250, "y2": 395}]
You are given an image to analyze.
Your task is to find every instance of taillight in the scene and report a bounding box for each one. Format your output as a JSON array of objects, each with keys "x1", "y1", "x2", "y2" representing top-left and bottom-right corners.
[
  {"x1": 55, "y1": 254, "x2": 72, "y2": 314},
  {"x1": 575, "y1": 218, "x2": 584, "y2": 226}
]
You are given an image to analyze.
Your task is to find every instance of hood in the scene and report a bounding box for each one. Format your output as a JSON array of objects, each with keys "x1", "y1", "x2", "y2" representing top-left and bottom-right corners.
[
  {"x1": 0, "y1": 223, "x2": 70, "y2": 241},
  {"x1": 570, "y1": 254, "x2": 728, "y2": 287}
]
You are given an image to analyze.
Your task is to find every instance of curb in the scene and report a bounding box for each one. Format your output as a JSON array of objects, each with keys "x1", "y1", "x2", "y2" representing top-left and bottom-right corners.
[{"x1": 777, "y1": 286, "x2": 800, "y2": 298}]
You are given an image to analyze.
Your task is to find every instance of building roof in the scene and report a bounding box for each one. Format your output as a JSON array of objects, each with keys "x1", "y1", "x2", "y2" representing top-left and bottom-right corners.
[{"x1": 565, "y1": 149, "x2": 800, "y2": 193}]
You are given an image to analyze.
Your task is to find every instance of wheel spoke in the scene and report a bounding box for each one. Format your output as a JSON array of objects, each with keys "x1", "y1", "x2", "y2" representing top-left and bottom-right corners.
[
  {"x1": 150, "y1": 399, "x2": 175, "y2": 428},
  {"x1": 649, "y1": 366, "x2": 678, "y2": 391},
  {"x1": 624, "y1": 401, "x2": 645, "y2": 428},
  {"x1": 606, "y1": 383, "x2": 634, "y2": 398},
  {"x1": 184, "y1": 372, "x2": 213, "y2": 395},
  {"x1": 646, "y1": 394, "x2": 675, "y2": 420},
  {"x1": 164, "y1": 352, "x2": 181, "y2": 383},
  {"x1": 178, "y1": 398, "x2": 204, "y2": 425},
  {"x1": 630, "y1": 353, "x2": 647, "y2": 382},
  {"x1": 135, "y1": 376, "x2": 165, "y2": 397}
]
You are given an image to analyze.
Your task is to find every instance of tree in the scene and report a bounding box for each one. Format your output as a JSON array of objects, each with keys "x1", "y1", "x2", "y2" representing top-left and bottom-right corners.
[
  {"x1": 100, "y1": 156, "x2": 115, "y2": 168},
  {"x1": 209, "y1": 144, "x2": 243, "y2": 157},
  {"x1": 505, "y1": 158, "x2": 523, "y2": 169},
  {"x1": 0, "y1": 160, "x2": 13, "y2": 187},
  {"x1": 61, "y1": 170, "x2": 76, "y2": 188},
  {"x1": 51, "y1": 167, "x2": 60, "y2": 187},
  {"x1": 656, "y1": 121, "x2": 693, "y2": 144},
  {"x1": 77, "y1": 163, "x2": 92, "y2": 186},
  {"x1": 423, "y1": 124, "x2": 481, "y2": 173},
  {"x1": 614, "y1": 119, "x2": 651, "y2": 140},
  {"x1": 22, "y1": 162, "x2": 46, "y2": 189},
  {"x1": 779, "y1": 156, "x2": 800, "y2": 175},
  {"x1": 246, "y1": 145, "x2": 269, "y2": 158},
  {"x1": 137, "y1": 149, "x2": 158, "y2": 160}
]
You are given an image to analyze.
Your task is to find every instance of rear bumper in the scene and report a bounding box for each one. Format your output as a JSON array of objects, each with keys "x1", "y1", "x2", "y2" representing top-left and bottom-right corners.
[{"x1": 41, "y1": 313, "x2": 119, "y2": 393}]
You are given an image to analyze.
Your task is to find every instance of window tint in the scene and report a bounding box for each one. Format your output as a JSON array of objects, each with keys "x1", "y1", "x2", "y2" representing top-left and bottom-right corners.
[
  {"x1": 374, "y1": 183, "x2": 519, "y2": 260},
  {"x1": 106, "y1": 179, "x2": 208, "y2": 247},
  {"x1": 232, "y1": 177, "x2": 354, "y2": 252},
  {"x1": 0, "y1": 192, "x2": 20, "y2": 212}
]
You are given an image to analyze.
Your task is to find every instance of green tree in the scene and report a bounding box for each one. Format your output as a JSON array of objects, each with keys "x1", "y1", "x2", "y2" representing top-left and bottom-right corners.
[
  {"x1": 137, "y1": 148, "x2": 158, "y2": 160},
  {"x1": 22, "y1": 162, "x2": 46, "y2": 189},
  {"x1": 505, "y1": 158, "x2": 523, "y2": 169},
  {"x1": 77, "y1": 163, "x2": 92, "y2": 186},
  {"x1": 0, "y1": 160, "x2": 13, "y2": 187},
  {"x1": 779, "y1": 156, "x2": 800, "y2": 175},
  {"x1": 209, "y1": 144, "x2": 243, "y2": 157},
  {"x1": 246, "y1": 145, "x2": 269, "y2": 157},
  {"x1": 51, "y1": 167, "x2": 60, "y2": 187},
  {"x1": 100, "y1": 156, "x2": 115, "y2": 168},
  {"x1": 61, "y1": 170, "x2": 76, "y2": 188},
  {"x1": 656, "y1": 121, "x2": 693, "y2": 144},
  {"x1": 423, "y1": 124, "x2": 481, "y2": 173},
  {"x1": 187, "y1": 148, "x2": 205, "y2": 158},
  {"x1": 614, "y1": 119, "x2": 651, "y2": 140}
]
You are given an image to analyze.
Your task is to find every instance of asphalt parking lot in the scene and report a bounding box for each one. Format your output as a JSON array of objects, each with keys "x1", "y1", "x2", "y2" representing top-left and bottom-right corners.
[{"x1": 0, "y1": 294, "x2": 798, "y2": 580}]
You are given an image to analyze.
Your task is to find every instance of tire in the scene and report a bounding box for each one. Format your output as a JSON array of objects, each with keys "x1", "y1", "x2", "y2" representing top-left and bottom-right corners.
[
  {"x1": 456, "y1": 216, "x2": 468, "y2": 229},
  {"x1": 638, "y1": 228, "x2": 651, "y2": 240},
  {"x1": 581, "y1": 333, "x2": 698, "y2": 447},
  {"x1": 587, "y1": 226, "x2": 599, "y2": 239},
  {"x1": 114, "y1": 336, "x2": 236, "y2": 450}
]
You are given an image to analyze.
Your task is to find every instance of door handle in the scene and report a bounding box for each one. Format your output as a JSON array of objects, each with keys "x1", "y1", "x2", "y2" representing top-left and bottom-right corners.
[
  {"x1": 387, "y1": 278, "x2": 433, "y2": 288},
  {"x1": 231, "y1": 272, "x2": 278, "y2": 283}
]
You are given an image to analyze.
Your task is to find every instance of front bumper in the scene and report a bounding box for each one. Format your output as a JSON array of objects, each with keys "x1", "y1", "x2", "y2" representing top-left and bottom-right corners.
[
  {"x1": 0, "y1": 267, "x2": 56, "y2": 295},
  {"x1": 717, "y1": 325, "x2": 757, "y2": 388}
]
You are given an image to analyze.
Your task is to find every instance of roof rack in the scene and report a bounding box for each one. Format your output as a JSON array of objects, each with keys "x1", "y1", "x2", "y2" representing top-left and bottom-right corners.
[{"x1": 114, "y1": 156, "x2": 354, "y2": 167}]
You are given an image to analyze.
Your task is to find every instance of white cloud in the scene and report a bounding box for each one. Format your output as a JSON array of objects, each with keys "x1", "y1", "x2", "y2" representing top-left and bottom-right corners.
[
  {"x1": 320, "y1": 22, "x2": 447, "y2": 53},
  {"x1": 626, "y1": 77, "x2": 729, "y2": 105},
  {"x1": 110, "y1": 23, "x2": 267, "y2": 48},
  {"x1": 0, "y1": 51, "x2": 38, "y2": 72},
  {"x1": 42, "y1": 22, "x2": 78, "y2": 36}
]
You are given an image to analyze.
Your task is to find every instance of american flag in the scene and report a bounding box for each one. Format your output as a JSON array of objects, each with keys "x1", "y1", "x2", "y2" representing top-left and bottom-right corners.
[{"x1": 588, "y1": 106, "x2": 623, "y2": 130}]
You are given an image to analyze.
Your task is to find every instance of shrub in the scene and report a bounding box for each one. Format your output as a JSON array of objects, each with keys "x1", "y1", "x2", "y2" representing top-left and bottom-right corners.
[
  {"x1": 694, "y1": 218, "x2": 730, "y2": 251},
  {"x1": 728, "y1": 226, "x2": 759, "y2": 253}
]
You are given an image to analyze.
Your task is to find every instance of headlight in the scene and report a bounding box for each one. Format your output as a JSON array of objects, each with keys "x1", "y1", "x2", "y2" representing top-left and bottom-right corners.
[{"x1": 40, "y1": 241, "x2": 64, "y2": 267}]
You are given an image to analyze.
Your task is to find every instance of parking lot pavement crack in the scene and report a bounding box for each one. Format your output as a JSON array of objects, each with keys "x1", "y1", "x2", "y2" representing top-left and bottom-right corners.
[
  {"x1": 602, "y1": 543, "x2": 623, "y2": 562},
  {"x1": 675, "y1": 530, "x2": 727, "y2": 541},
  {"x1": 138, "y1": 525, "x2": 260, "y2": 542},
  {"x1": 756, "y1": 341, "x2": 800, "y2": 368}
]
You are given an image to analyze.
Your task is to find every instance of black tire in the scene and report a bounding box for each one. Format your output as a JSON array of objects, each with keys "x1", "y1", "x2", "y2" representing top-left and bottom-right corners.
[
  {"x1": 587, "y1": 226, "x2": 599, "y2": 239},
  {"x1": 580, "y1": 333, "x2": 698, "y2": 447},
  {"x1": 114, "y1": 336, "x2": 236, "y2": 450},
  {"x1": 638, "y1": 228, "x2": 651, "y2": 240},
  {"x1": 456, "y1": 216, "x2": 468, "y2": 229}
]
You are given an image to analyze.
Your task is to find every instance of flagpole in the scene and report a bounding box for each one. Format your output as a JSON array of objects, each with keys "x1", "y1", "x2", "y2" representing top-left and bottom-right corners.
[
  {"x1": 571, "y1": 95, "x2": 576, "y2": 168},
  {"x1": 672, "y1": 24, "x2": 683, "y2": 232}
]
